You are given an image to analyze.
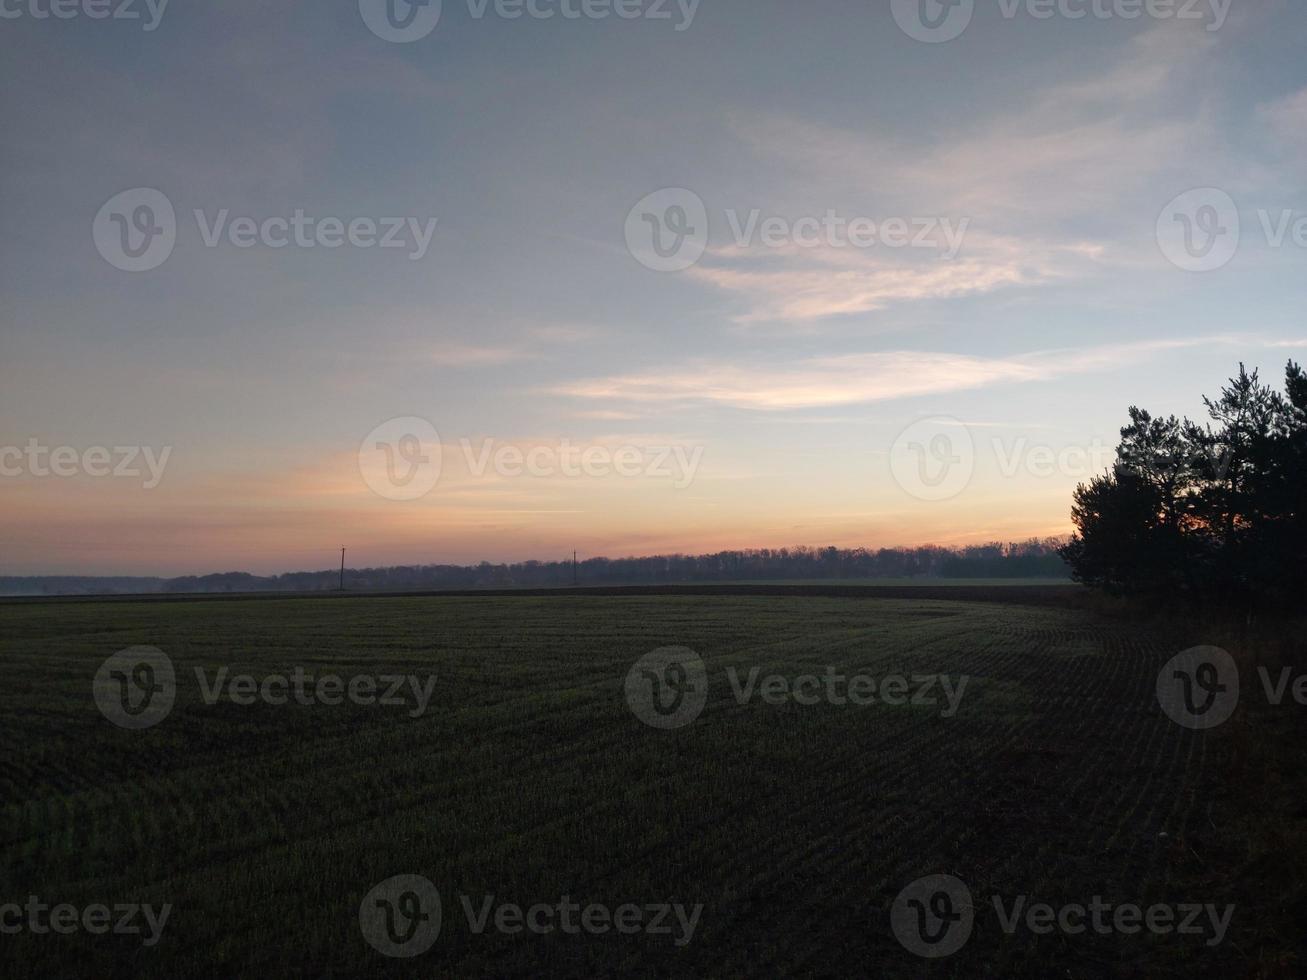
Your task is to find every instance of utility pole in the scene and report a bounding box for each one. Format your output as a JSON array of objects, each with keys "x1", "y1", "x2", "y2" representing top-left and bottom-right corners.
[
  {"x1": 339, "y1": 548, "x2": 346, "y2": 591},
  {"x1": 573, "y1": 550, "x2": 578, "y2": 587}
]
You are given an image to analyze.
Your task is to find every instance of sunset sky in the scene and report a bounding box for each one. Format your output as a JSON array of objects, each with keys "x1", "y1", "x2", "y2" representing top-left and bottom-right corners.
[{"x1": 3, "y1": 0, "x2": 1306, "y2": 575}]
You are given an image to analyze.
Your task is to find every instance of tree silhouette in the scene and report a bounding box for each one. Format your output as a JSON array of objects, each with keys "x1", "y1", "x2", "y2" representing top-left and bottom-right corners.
[{"x1": 1061, "y1": 361, "x2": 1307, "y2": 608}]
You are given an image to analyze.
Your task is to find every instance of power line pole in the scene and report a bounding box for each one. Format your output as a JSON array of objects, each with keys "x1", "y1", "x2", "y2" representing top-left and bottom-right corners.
[
  {"x1": 339, "y1": 548, "x2": 346, "y2": 591},
  {"x1": 573, "y1": 550, "x2": 578, "y2": 587}
]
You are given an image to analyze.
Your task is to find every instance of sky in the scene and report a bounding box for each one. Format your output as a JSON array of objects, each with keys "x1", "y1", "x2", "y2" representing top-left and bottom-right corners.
[{"x1": 2, "y1": 0, "x2": 1306, "y2": 576}]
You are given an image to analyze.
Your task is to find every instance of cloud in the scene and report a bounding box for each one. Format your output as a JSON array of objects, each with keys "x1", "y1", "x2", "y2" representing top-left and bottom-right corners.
[
  {"x1": 688, "y1": 23, "x2": 1228, "y2": 324},
  {"x1": 1258, "y1": 87, "x2": 1307, "y2": 152},
  {"x1": 570, "y1": 409, "x2": 644, "y2": 420},
  {"x1": 689, "y1": 232, "x2": 1099, "y2": 322},
  {"x1": 431, "y1": 344, "x2": 538, "y2": 367},
  {"x1": 552, "y1": 337, "x2": 1256, "y2": 411},
  {"x1": 528, "y1": 324, "x2": 600, "y2": 344}
]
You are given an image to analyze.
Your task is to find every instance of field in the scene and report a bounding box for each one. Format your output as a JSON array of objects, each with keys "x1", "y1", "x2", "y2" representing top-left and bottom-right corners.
[{"x1": 0, "y1": 591, "x2": 1287, "y2": 977}]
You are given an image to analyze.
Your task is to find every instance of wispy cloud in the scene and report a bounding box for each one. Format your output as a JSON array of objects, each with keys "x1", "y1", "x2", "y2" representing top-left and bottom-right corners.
[
  {"x1": 570, "y1": 409, "x2": 644, "y2": 420},
  {"x1": 553, "y1": 337, "x2": 1259, "y2": 411},
  {"x1": 528, "y1": 324, "x2": 600, "y2": 344},
  {"x1": 687, "y1": 24, "x2": 1229, "y2": 324},
  {"x1": 1258, "y1": 86, "x2": 1307, "y2": 152},
  {"x1": 431, "y1": 344, "x2": 538, "y2": 367},
  {"x1": 689, "y1": 233, "x2": 1098, "y2": 323},
  {"x1": 428, "y1": 324, "x2": 601, "y2": 367}
]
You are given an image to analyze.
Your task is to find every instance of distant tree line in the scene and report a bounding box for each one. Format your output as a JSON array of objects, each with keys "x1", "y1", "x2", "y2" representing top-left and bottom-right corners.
[
  {"x1": 1, "y1": 540, "x2": 1070, "y2": 596},
  {"x1": 1060, "y1": 362, "x2": 1306, "y2": 608}
]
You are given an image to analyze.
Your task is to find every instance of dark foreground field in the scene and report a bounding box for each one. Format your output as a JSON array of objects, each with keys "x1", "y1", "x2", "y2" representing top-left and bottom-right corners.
[{"x1": 0, "y1": 591, "x2": 1295, "y2": 977}]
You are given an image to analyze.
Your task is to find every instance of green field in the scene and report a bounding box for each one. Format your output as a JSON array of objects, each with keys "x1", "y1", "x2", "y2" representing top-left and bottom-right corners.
[{"x1": 0, "y1": 593, "x2": 1262, "y2": 977}]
